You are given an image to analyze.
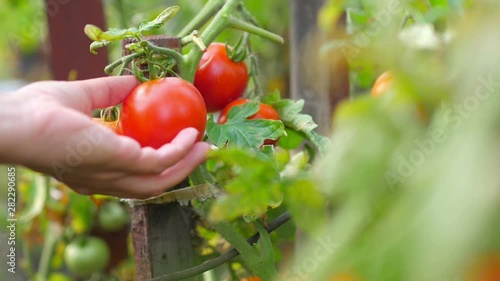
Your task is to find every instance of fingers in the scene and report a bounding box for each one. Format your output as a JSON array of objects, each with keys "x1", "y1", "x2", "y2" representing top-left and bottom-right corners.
[
  {"x1": 74, "y1": 76, "x2": 139, "y2": 109},
  {"x1": 66, "y1": 141, "x2": 211, "y2": 199},
  {"x1": 27, "y1": 76, "x2": 139, "y2": 113},
  {"x1": 120, "y1": 141, "x2": 211, "y2": 199},
  {"x1": 107, "y1": 128, "x2": 205, "y2": 174}
]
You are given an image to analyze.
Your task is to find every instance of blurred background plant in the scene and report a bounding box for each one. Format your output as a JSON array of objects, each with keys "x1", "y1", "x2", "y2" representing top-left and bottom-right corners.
[{"x1": 1, "y1": 0, "x2": 500, "y2": 280}]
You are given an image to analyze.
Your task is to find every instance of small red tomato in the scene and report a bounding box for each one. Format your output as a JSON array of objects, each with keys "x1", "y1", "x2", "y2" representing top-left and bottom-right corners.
[
  {"x1": 218, "y1": 99, "x2": 280, "y2": 145},
  {"x1": 194, "y1": 43, "x2": 248, "y2": 112},
  {"x1": 120, "y1": 77, "x2": 207, "y2": 148}
]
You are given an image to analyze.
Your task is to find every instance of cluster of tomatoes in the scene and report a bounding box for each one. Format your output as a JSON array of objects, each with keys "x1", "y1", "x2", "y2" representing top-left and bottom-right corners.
[{"x1": 95, "y1": 42, "x2": 280, "y2": 149}]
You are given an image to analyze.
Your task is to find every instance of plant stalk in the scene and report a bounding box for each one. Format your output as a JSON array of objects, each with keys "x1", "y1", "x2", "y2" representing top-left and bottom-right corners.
[
  {"x1": 228, "y1": 17, "x2": 284, "y2": 44},
  {"x1": 177, "y1": 0, "x2": 226, "y2": 37}
]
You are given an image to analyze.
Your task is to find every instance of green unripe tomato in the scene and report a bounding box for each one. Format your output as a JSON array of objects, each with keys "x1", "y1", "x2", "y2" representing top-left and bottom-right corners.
[
  {"x1": 64, "y1": 236, "x2": 110, "y2": 277},
  {"x1": 98, "y1": 201, "x2": 130, "y2": 232}
]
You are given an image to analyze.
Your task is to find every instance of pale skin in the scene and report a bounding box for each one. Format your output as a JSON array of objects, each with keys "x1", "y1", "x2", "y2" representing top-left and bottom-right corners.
[{"x1": 0, "y1": 76, "x2": 210, "y2": 199}]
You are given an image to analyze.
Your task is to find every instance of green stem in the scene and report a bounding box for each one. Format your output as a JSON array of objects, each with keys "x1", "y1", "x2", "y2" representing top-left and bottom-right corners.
[
  {"x1": 183, "y1": 0, "x2": 241, "y2": 82},
  {"x1": 113, "y1": 0, "x2": 128, "y2": 28},
  {"x1": 37, "y1": 222, "x2": 63, "y2": 280},
  {"x1": 177, "y1": 0, "x2": 226, "y2": 37},
  {"x1": 254, "y1": 220, "x2": 278, "y2": 280},
  {"x1": 145, "y1": 41, "x2": 187, "y2": 77},
  {"x1": 211, "y1": 221, "x2": 258, "y2": 264},
  {"x1": 237, "y1": 2, "x2": 260, "y2": 27},
  {"x1": 228, "y1": 17, "x2": 284, "y2": 44},
  {"x1": 105, "y1": 52, "x2": 144, "y2": 75}
]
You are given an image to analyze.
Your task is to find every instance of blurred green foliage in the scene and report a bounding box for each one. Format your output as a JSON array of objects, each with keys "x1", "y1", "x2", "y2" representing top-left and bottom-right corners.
[
  {"x1": 0, "y1": 0, "x2": 45, "y2": 79},
  {"x1": 290, "y1": 0, "x2": 500, "y2": 280}
]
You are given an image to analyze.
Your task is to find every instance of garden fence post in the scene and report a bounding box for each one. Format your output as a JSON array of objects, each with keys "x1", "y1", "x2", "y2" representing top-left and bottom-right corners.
[
  {"x1": 122, "y1": 37, "x2": 201, "y2": 281},
  {"x1": 45, "y1": 0, "x2": 108, "y2": 80},
  {"x1": 289, "y1": 0, "x2": 349, "y2": 135}
]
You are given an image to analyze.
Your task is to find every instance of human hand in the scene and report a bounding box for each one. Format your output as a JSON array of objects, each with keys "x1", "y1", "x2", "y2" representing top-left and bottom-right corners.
[{"x1": 0, "y1": 76, "x2": 210, "y2": 198}]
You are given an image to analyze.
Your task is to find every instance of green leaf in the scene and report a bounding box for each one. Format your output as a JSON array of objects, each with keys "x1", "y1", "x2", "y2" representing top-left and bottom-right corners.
[
  {"x1": 208, "y1": 148, "x2": 283, "y2": 222},
  {"x1": 84, "y1": 24, "x2": 103, "y2": 41},
  {"x1": 86, "y1": 24, "x2": 138, "y2": 43},
  {"x1": 283, "y1": 178, "x2": 325, "y2": 234},
  {"x1": 264, "y1": 91, "x2": 330, "y2": 154},
  {"x1": 206, "y1": 101, "x2": 285, "y2": 148},
  {"x1": 208, "y1": 148, "x2": 325, "y2": 228},
  {"x1": 99, "y1": 27, "x2": 138, "y2": 41},
  {"x1": 67, "y1": 191, "x2": 96, "y2": 234},
  {"x1": 139, "y1": 6, "x2": 180, "y2": 32}
]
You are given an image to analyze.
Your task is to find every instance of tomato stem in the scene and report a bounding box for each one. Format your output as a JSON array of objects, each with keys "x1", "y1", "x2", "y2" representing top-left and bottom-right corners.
[
  {"x1": 144, "y1": 41, "x2": 187, "y2": 77},
  {"x1": 228, "y1": 17, "x2": 284, "y2": 44},
  {"x1": 38, "y1": 222, "x2": 63, "y2": 280},
  {"x1": 104, "y1": 52, "x2": 144, "y2": 75},
  {"x1": 182, "y1": 0, "x2": 241, "y2": 82},
  {"x1": 177, "y1": 0, "x2": 226, "y2": 37}
]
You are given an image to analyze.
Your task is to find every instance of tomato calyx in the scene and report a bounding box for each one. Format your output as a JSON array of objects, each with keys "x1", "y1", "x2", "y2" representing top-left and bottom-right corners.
[
  {"x1": 227, "y1": 35, "x2": 248, "y2": 63},
  {"x1": 100, "y1": 106, "x2": 119, "y2": 122}
]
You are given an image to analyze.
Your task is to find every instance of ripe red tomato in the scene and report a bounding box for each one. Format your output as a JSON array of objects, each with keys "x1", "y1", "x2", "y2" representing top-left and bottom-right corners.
[
  {"x1": 120, "y1": 77, "x2": 207, "y2": 148},
  {"x1": 371, "y1": 71, "x2": 394, "y2": 97},
  {"x1": 218, "y1": 99, "x2": 280, "y2": 145},
  {"x1": 194, "y1": 43, "x2": 248, "y2": 112}
]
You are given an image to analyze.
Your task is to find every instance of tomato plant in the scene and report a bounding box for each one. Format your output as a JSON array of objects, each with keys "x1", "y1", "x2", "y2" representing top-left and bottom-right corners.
[
  {"x1": 13, "y1": 1, "x2": 500, "y2": 281},
  {"x1": 194, "y1": 43, "x2": 249, "y2": 112},
  {"x1": 120, "y1": 77, "x2": 207, "y2": 148},
  {"x1": 63, "y1": 236, "x2": 110, "y2": 277},
  {"x1": 218, "y1": 98, "x2": 280, "y2": 145}
]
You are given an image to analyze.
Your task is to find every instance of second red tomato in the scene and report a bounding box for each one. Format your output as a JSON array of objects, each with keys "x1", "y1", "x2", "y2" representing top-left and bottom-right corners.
[
  {"x1": 194, "y1": 43, "x2": 249, "y2": 112},
  {"x1": 218, "y1": 99, "x2": 280, "y2": 145}
]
